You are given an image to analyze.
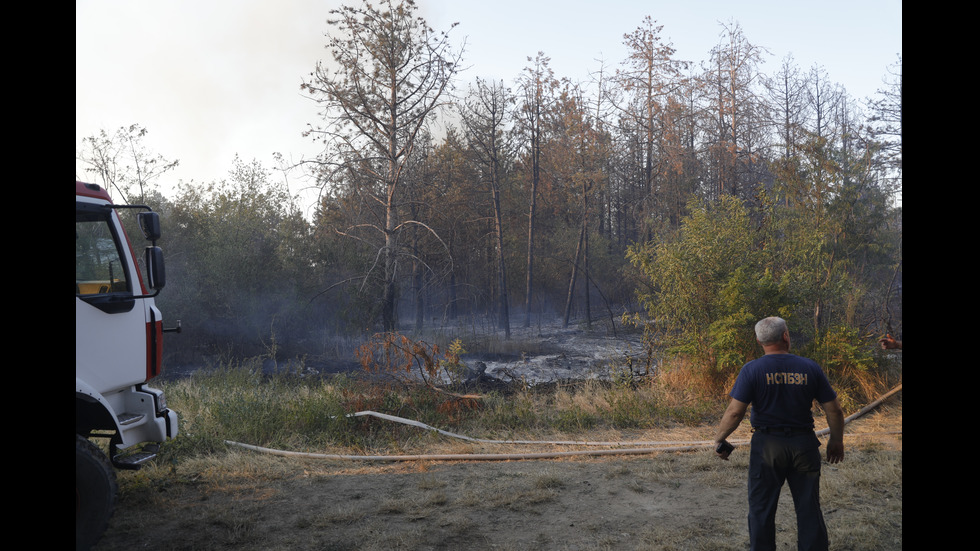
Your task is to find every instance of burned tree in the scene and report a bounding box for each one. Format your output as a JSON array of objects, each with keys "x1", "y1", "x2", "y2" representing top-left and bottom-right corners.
[
  {"x1": 460, "y1": 78, "x2": 513, "y2": 338},
  {"x1": 302, "y1": 0, "x2": 463, "y2": 331}
]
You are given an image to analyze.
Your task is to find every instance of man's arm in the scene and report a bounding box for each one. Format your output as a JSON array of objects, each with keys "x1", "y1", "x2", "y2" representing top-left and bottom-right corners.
[
  {"x1": 820, "y1": 398, "x2": 845, "y2": 464},
  {"x1": 714, "y1": 398, "x2": 748, "y2": 460}
]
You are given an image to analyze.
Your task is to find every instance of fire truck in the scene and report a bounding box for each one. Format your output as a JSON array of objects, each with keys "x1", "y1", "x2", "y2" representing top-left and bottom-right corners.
[{"x1": 76, "y1": 181, "x2": 179, "y2": 549}]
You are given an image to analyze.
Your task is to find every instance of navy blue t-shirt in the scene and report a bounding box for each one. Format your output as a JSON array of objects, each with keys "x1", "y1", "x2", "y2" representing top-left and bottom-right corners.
[{"x1": 728, "y1": 353, "x2": 837, "y2": 429}]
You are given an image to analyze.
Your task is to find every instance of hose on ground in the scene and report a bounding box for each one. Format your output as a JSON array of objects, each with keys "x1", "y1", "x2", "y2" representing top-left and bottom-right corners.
[
  {"x1": 816, "y1": 383, "x2": 902, "y2": 437},
  {"x1": 225, "y1": 383, "x2": 901, "y2": 462}
]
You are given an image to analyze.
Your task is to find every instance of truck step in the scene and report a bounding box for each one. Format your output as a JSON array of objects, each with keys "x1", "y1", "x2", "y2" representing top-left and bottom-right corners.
[
  {"x1": 117, "y1": 412, "x2": 146, "y2": 426},
  {"x1": 112, "y1": 443, "x2": 160, "y2": 470}
]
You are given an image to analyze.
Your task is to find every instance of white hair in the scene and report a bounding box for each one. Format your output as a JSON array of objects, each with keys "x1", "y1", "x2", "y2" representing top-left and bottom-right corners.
[{"x1": 755, "y1": 317, "x2": 787, "y2": 345}]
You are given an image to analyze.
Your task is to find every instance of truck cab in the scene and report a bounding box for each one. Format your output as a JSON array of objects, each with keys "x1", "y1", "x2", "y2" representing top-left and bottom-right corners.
[{"x1": 76, "y1": 181, "x2": 178, "y2": 549}]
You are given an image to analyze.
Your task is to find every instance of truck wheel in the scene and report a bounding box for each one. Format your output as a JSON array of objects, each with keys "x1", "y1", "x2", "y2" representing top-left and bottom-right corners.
[{"x1": 76, "y1": 434, "x2": 117, "y2": 550}]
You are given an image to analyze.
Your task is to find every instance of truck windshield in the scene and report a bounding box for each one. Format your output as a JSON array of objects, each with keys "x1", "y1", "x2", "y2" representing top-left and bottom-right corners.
[{"x1": 76, "y1": 210, "x2": 130, "y2": 295}]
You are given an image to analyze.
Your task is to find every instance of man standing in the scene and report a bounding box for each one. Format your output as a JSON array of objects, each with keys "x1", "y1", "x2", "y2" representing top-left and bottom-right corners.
[{"x1": 714, "y1": 316, "x2": 845, "y2": 551}]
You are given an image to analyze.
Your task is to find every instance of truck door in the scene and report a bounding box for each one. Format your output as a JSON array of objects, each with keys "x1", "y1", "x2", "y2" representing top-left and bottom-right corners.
[{"x1": 76, "y1": 204, "x2": 148, "y2": 392}]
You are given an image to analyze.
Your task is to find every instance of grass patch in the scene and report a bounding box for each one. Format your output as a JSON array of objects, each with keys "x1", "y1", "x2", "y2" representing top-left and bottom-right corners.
[
  {"x1": 159, "y1": 355, "x2": 727, "y2": 465},
  {"x1": 99, "y1": 340, "x2": 900, "y2": 551}
]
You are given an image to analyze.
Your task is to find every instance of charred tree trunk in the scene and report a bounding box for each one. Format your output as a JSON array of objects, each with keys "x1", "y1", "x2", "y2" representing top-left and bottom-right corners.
[
  {"x1": 491, "y1": 177, "x2": 511, "y2": 338},
  {"x1": 563, "y1": 218, "x2": 586, "y2": 328}
]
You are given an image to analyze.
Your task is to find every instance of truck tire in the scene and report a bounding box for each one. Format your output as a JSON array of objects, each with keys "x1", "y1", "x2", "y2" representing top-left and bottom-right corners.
[{"x1": 76, "y1": 434, "x2": 117, "y2": 550}]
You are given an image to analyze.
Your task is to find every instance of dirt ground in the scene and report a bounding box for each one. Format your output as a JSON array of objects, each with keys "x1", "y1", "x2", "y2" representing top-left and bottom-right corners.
[{"x1": 94, "y1": 404, "x2": 901, "y2": 551}]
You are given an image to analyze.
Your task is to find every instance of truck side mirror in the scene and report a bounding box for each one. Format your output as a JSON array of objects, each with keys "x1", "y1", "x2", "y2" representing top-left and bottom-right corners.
[
  {"x1": 144, "y1": 246, "x2": 166, "y2": 290},
  {"x1": 138, "y1": 211, "x2": 162, "y2": 242}
]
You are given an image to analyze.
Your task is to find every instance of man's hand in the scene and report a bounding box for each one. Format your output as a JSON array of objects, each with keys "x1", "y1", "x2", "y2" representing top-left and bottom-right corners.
[
  {"x1": 826, "y1": 440, "x2": 844, "y2": 464},
  {"x1": 820, "y1": 397, "x2": 845, "y2": 464},
  {"x1": 715, "y1": 440, "x2": 734, "y2": 460},
  {"x1": 714, "y1": 398, "x2": 748, "y2": 461}
]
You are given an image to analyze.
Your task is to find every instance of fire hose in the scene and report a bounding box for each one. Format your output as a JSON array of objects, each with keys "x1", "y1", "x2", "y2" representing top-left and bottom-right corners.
[{"x1": 225, "y1": 383, "x2": 901, "y2": 462}]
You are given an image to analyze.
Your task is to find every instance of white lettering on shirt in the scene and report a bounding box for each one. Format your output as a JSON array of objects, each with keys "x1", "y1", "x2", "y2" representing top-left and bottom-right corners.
[{"x1": 764, "y1": 372, "x2": 808, "y2": 385}]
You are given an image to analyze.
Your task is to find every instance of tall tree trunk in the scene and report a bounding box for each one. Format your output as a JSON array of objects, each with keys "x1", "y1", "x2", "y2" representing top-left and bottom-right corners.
[
  {"x1": 563, "y1": 217, "x2": 586, "y2": 328},
  {"x1": 412, "y1": 233, "x2": 424, "y2": 332},
  {"x1": 524, "y1": 139, "x2": 539, "y2": 328},
  {"x1": 382, "y1": 211, "x2": 397, "y2": 331},
  {"x1": 491, "y1": 176, "x2": 510, "y2": 338},
  {"x1": 383, "y1": 99, "x2": 398, "y2": 331},
  {"x1": 583, "y1": 216, "x2": 591, "y2": 329}
]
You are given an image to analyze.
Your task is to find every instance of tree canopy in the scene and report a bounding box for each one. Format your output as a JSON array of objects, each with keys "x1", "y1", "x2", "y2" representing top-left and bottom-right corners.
[{"x1": 77, "y1": 5, "x2": 901, "y2": 386}]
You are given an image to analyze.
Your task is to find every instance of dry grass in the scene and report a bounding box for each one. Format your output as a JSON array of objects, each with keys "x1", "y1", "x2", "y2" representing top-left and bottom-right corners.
[
  {"x1": 92, "y1": 355, "x2": 901, "y2": 550},
  {"x1": 96, "y1": 398, "x2": 900, "y2": 550}
]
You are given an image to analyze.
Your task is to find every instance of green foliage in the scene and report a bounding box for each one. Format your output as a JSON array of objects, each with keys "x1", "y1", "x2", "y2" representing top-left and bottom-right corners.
[
  {"x1": 159, "y1": 157, "x2": 321, "y2": 359},
  {"x1": 442, "y1": 339, "x2": 468, "y2": 384},
  {"x1": 481, "y1": 391, "x2": 542, "y2": 432},
  {"x1": 706, "y1": 309, "x2": 758, "y2": 373},
  {"x1": 161, "y1": 361, "x2": 354, "y2": 454},
  {"x1": 804, "y1": 325, "x2": 876, "y2": 377},
  {"x1": 552, "y1": 406, "x2": 600, "y2": 432},
  {"x1": 607, "y1": 391, "x2": 656, "y2": 428},
  {"x1": 627, "y1": 182, "x2": 894, "y2": 393},
  {"x1": 799, "y1": 324, "x2": 880, "y2": 412},
  {"x1": 627, "y1": 195, "x2": 782, "y2": 375}
]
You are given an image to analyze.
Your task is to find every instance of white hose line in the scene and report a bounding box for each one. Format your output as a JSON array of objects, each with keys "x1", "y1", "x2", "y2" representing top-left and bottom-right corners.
[
  {"x1": 816, "y1": 383, "x2": 902, "y2": 437},
  {"x1": 346, "y1": 410, "x2": 723, "y2": 447},
  {"x1": 225, "y1": 440, "x2": 734, "y2": 461},
  {"x1": 225, "y1": 383, "x2": 902, "y2": 462}
]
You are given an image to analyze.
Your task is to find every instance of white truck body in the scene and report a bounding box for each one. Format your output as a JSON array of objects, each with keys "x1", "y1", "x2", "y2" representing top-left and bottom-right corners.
[{"x1": 76, "y1": 181, "x2": 178, "y2": 549}]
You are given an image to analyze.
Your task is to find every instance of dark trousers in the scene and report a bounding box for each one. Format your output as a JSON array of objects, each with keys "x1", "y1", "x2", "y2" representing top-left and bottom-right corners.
[{"x1": 747, "y1": 430, "x2": 828, "y2": 551}]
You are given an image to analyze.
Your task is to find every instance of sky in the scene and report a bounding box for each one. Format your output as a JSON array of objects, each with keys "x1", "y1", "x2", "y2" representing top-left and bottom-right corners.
[{"x1": 76, "y1": 0, "x2": 901, "y2": 211}]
